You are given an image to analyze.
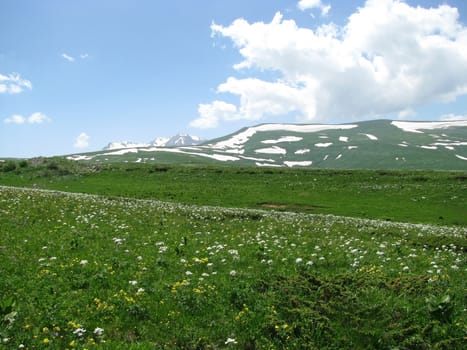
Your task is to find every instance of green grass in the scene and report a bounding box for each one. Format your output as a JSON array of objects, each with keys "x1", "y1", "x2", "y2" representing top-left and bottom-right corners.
[
  {"x1": 1, "y1": 159, "x2": 466, "y2": 348},
  {"x1": 1, "y1": 158, "x2": 466, "y2": 225},
  {"x1": 0, "y1": 186, "x2": 466, "y2": 349}
]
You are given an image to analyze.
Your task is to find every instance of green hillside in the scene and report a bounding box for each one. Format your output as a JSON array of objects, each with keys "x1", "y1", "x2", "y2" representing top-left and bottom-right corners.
[{"x1": 61, "y1": 120, "x2": 467, "y2": 170}]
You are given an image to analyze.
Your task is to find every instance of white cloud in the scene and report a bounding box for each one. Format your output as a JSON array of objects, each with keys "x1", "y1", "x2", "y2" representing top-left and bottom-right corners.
[
  {"x1": 28, "y1": 112, "x2": 51, "y2": 124},
  {"x1": 74, "y1": 132, "x2": 90, "y2": 149},
  {"x1": 62, "y1": 53, "x2": 90, "y2": 62},
  {"x1": 298, "y1": 0, "x2": 331, "y2": 16},
  {"x1": 398, "y1": 108, "x2": 417, "y2": 119},
  {"x1": 440, "y1": 113, "x2": 467, "y2": 121},
  {"x1": 61, "y1": 53, "x2": 75, "y2": 62},
  {"x1": 0, "y1": 73, "x2": 32, "y2": 94},
  {"x1": 3, "y1": 112, "x2": 51, "y2": 124},
  {"x1": 193, "y1": 1, "x2": 467, "y2": 128},
  {"x1": 190, "y1": 100, "x2": 237, "y2": 128},
  {"x1": 4, "y1": 115, "x2": 26, "y2": 124},
  {"x1": 217, "y1": 77, "x2": 317, "y2": 120}
]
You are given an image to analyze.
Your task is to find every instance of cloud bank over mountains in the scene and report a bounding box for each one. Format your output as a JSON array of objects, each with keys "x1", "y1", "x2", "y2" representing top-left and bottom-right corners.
[{"x1": 191, "y1": 0, "x2": 467, "y2": 129}]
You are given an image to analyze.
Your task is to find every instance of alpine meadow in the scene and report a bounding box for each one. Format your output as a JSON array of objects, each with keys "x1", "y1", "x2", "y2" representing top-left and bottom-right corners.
[
  {"x1": 2, "y1": 0, "x2": 467, "y2": 349},
  {"x1": 0, "y1": 158, "x2": 466, "y2": 349}
]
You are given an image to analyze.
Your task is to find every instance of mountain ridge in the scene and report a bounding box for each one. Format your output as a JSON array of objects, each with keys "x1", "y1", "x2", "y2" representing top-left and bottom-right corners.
[
  {"x1": 67, "y1": 119, "x2": 467, "y2": 170},
  {"x1": 103, "y1": 133, "x2": 204, "y2": 150}
]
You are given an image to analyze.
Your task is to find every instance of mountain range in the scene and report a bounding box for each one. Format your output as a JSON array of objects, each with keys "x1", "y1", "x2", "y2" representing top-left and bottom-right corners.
[
  {"x1": 67, "y1": 119, "x2": 467, "y2": 170},
  {"x1": 103, "y1": 134, "x2": 204, "y2": 150}
]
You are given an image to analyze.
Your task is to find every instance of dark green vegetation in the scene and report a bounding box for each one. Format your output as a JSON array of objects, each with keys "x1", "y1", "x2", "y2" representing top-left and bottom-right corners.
[
  {"x1": 1, "y1": 157, "x2": 466, "y2": 226},
  {"x1": 1, "y1": 158, "x2": 466, "y2": 349}
]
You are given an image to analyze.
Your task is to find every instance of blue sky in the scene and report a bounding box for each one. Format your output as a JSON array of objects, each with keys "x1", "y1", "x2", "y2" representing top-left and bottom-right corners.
[{"x1": 1, "y1": 0, "x2": 467, "y2": 158}]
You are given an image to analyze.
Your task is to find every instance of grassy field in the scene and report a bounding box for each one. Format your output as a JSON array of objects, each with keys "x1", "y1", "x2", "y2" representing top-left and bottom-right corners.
[
  {"x1": 0, "y1": 158, "x2": 466, "y2": 226},
  {"x1": 0, "y1": 159, "x2": 466, "y2": 349}
]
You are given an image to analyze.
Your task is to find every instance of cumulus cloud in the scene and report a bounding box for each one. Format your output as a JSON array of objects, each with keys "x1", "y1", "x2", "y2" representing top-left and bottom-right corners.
[
  {"x1": 0, "y1": 73, "x2": 32, "y2": 94},
  {"x1": 192, "y1": 0, "x2": 467, "y2": 128},
  {"x1": 298, "y1": 0, "x2": 331, "y2": 16},
  {"x1": 3, "y1": 112, "x2": 51, "y2": 124},
  {"x1": 74, "y1": 132, "x2": 90, "y2": 149},
  {"x1": 191, "y1": 100, "x2": 237, "y2": 128}
]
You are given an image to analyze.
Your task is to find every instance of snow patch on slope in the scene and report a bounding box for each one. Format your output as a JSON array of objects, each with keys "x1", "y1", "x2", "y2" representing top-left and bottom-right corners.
[
  {"x1": 284, "y1": 161, "x2": 312, "y2": 167},
  {"x1": 255, "y1": 146, "x2": 287, "y2": 155},
  {"x1": 315, "y1": 143, "x2": 333, "y2": 148},
  {"x1": 261, "y1": 136, "x2": 303, "y2": 144},
  {"x1": 361, "y1": 133, "x2": 378, "y2": 140},
  {"x1": 103, "y1": 148, "x2": 139, "y2": 156},
  {"x1": 256, "y1": 162, "x2": 282, "y2": 167},
  {"x1": 212, "y1": 124, "x2": 357, "y2": 149},
  {"x1": 391, "y1": 121, "x2": 467, "y2": 133},
  {"x1": 295, "y1": 149, "x2": 310, "y2": 154}
]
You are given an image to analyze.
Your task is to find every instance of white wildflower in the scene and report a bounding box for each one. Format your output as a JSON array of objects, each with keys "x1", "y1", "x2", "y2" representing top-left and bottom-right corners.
[
  {"x1": 93, "y1": 327, "x2": 104, "y2": 336},
  {"x1": 73, "y1": 328, "x2": 86, "y2": 337},
  {"x1": 225, "y1": 338, "x2": 237, "y2": 345}
]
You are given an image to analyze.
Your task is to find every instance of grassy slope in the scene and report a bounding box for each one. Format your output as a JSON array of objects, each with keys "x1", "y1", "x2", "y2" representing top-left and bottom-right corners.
[
  {"x1": 0, "y1": 159, "x2": 466, "y2": 226},
  {"x1": 0, "y1": 186, "x2": 466, "y2": 349}
]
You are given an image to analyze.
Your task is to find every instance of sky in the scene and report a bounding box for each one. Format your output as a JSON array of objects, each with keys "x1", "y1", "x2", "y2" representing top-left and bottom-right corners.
[{"x1": 1, "y1": 0, "x2": 467, "y2": 158}]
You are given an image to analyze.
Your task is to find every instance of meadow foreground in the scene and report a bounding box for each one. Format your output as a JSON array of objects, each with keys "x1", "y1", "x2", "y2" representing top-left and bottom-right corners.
[{"x1": 1, "y1": 185, "x2": 465, "y2": 349}]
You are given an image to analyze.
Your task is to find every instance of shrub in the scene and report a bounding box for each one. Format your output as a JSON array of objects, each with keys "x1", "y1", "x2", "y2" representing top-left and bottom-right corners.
[{"x1": 1, "y1": 161, "x2": 17, "y2": 172}]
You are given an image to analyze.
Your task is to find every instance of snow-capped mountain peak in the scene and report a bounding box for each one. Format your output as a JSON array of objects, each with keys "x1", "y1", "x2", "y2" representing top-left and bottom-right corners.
[
  {"x1": 103, "y1": 134, "x2": 203, "y2": 150},
  {"x1": 150, "y1": 137, "x2": 170, "y2": 147},
  {"x1": 164, "y1": 134, "x2": 203, "y2": 147}
]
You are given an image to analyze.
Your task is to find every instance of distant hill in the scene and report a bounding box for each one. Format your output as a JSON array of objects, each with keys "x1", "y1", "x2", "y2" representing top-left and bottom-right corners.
[{"x1": 67, "y1": 119, "x2": 467, "y2": 170}]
